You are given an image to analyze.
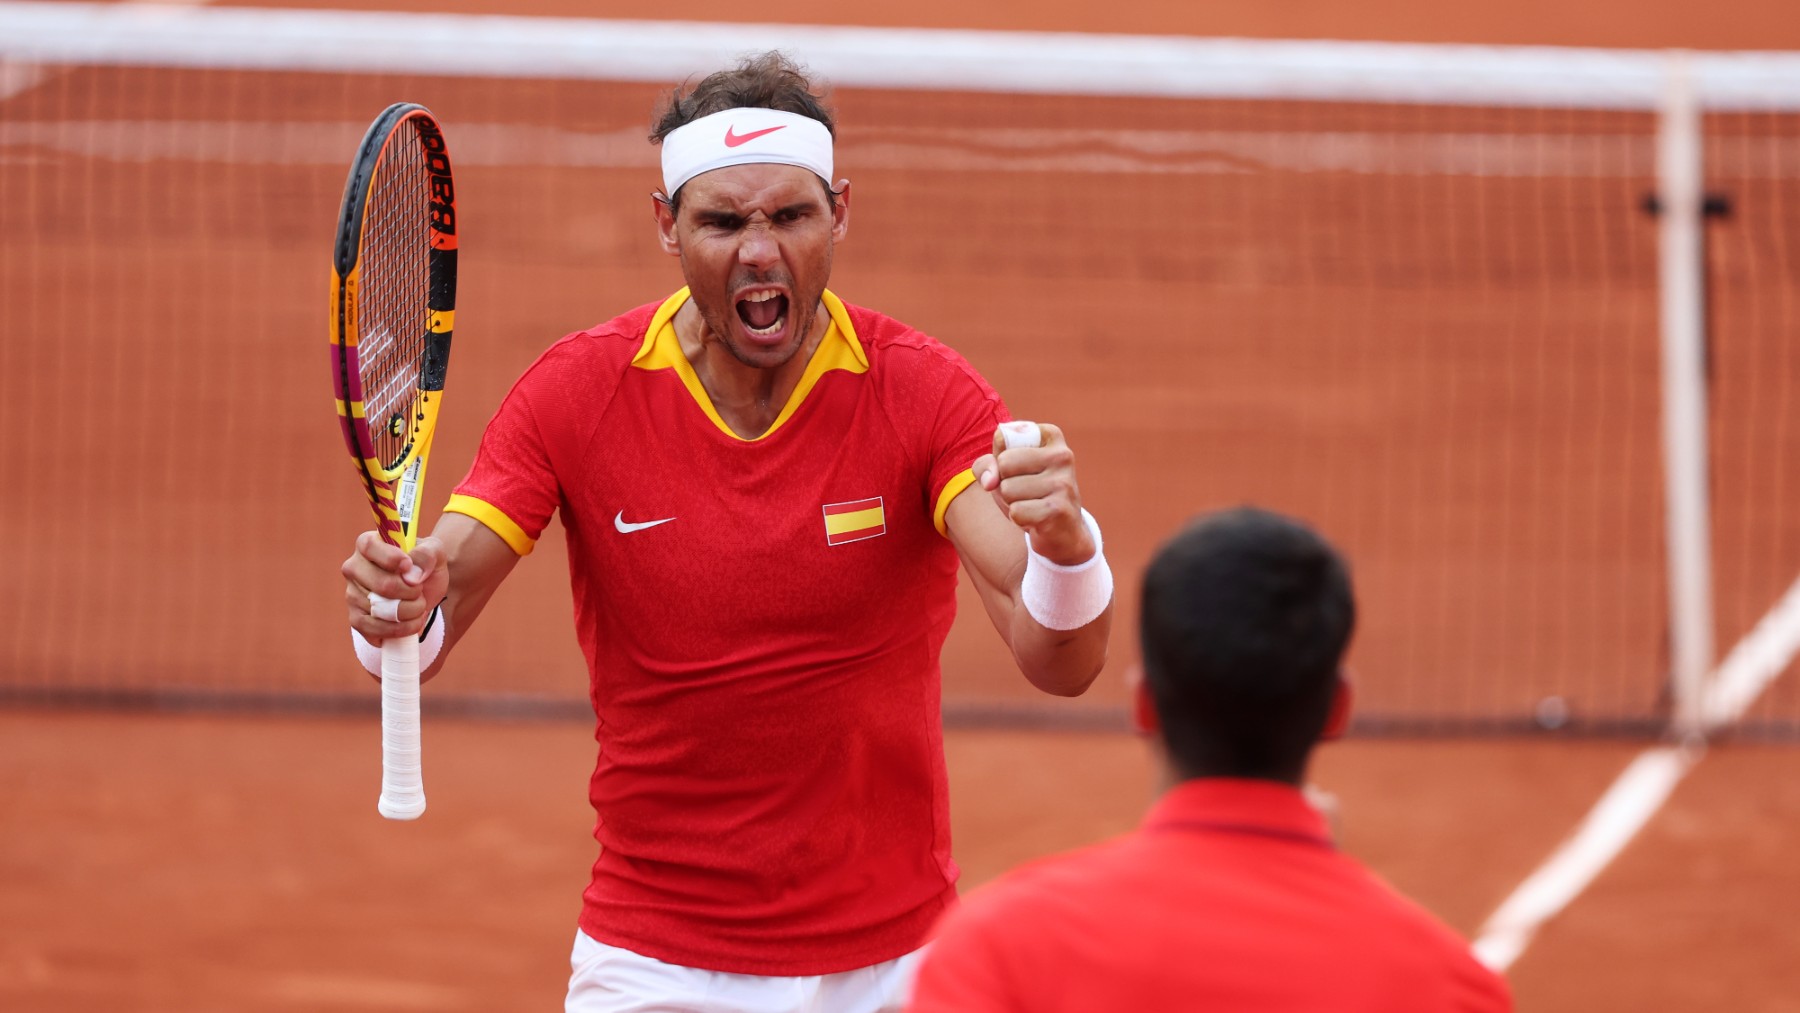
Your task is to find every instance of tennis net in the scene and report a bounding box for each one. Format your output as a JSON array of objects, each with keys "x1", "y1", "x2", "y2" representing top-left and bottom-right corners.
[{"x1": 2, "y1": 2, "x2": 1798, "y2": 736}]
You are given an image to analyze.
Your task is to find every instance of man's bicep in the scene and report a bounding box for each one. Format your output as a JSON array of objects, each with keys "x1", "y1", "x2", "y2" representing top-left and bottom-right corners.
[{"x1": 944, "y1": 483, "x2": 1026, "y2": 614}]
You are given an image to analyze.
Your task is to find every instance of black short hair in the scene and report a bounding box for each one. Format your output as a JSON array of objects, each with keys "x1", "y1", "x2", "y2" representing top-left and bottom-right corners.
[
  {"x1": 650, "y1": 51, "x2": 838, "y2": 214},
  {"x1": 1139, "y1": 507, "x2": 1356, "y2": 783}
]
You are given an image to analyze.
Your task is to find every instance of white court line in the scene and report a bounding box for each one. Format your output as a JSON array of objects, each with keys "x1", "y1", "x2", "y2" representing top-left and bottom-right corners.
[
  {"x1": 1471, "y1": 744, "x2": 1700, "y2": 971},
  {"x1": 1705, "y1": 574, "x2": 1800, "y2": 729},
  {"x1": 1471, "y1": 581, "x2": 1800, "y2": 972}
]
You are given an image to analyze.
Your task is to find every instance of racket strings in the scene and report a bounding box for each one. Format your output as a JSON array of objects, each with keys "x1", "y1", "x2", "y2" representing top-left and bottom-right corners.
[{"x1": 357, "y1": 118, "x2": 434, "y2": 472}]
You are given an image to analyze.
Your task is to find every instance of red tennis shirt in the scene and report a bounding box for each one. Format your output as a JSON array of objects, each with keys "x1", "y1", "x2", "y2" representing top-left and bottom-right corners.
[
  {"x1": 446, "y1": 289, "x2": 1006, "y2": 975},
  {"x1": 909, "y1": 778, "x2": 1513, "y2": 1012}
]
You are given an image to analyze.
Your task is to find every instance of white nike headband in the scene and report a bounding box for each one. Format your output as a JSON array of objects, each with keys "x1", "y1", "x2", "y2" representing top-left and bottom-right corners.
[{"x1": 660, "y1": 107, "x2": 835, "y2": 197}]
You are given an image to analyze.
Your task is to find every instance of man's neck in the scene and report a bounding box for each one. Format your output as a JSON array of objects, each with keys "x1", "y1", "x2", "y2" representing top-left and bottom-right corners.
[
  {"x1": 675, "y1": 300, "x2": 829, "y2": 438},
  {"x1": 1154, "y1": 750, "x2": 1309, "y2": 796}
]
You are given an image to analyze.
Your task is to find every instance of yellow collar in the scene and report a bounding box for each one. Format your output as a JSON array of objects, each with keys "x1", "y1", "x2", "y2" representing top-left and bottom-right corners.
[{"x1": 631, "y1": 288, "x2": 868, "y2": 441}]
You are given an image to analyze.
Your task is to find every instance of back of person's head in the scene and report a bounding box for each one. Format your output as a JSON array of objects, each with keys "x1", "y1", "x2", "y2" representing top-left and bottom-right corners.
[{"x1": 1139, "y1": 506, "x2": 1355, "y2": 784}]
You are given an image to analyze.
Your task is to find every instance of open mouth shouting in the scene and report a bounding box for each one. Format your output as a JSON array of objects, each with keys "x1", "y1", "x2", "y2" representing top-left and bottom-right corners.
[{"x1": 734, "y1": 287, "x2": 791, "y2": 344}]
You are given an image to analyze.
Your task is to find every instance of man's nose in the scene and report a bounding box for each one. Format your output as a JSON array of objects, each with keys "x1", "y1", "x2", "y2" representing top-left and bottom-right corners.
[{"x1": 737, "y1": 223, "x2": 779, "y2": 268}]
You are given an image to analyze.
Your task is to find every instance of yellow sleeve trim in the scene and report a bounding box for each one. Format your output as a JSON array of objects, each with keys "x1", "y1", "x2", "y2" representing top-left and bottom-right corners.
[
  {"x1": 933, "y1": 469, "x2": 979, "y2": 537},
  {"x1": 444, "y1": 494, "x2": 536, "y2": 556}
]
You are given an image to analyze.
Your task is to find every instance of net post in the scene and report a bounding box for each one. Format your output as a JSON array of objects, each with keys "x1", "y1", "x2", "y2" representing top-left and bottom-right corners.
[{"x1": 1656, "y1": 51, "x2": 1715, "y2": 741}]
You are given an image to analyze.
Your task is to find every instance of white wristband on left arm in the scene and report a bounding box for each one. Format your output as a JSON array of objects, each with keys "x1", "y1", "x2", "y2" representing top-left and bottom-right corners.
[
  {"x1": 352, "y1": 604, "x2": 445, "y2": 677},
  {"x1": 1020, "y1": 509, "x2": 1113, "y2": 631}
]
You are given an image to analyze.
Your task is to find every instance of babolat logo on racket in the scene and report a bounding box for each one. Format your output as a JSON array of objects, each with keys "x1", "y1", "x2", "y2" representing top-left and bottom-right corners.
[{"x1": 418, "y1": 118, "x2": 456, "y2": 239}]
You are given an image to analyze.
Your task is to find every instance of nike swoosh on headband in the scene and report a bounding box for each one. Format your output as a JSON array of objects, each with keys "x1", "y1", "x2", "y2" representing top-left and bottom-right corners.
[
  {"x1": 615, "y1": 511, "x2": 677, "y2": 533},
  {"x1": 662, "y1": 109, "x2": 832, "y2": 198},
  {"x1": 723, "y1": 124, "x2": 787, "y2": 148}
]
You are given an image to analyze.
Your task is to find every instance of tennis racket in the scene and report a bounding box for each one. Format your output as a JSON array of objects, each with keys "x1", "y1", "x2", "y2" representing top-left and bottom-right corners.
[{"x1": 329, "y1": 102, "x2": 458, "y2": 821}]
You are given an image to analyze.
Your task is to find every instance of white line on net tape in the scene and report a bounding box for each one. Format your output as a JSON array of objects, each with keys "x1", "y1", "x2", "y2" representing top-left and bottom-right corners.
[{"x1": 9, "y1": 4, "x2": 1800, "y2": 109}]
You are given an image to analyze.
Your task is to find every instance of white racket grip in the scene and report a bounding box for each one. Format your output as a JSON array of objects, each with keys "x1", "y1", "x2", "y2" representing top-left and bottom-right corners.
[{"x1": 372, "y1": 593, "x2": 426, "y2": 820}]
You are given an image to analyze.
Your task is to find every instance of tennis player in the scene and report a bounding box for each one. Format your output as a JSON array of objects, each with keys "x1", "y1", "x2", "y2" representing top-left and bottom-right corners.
[
  {"x1": 907, "y1": 507, "x2": 1512, "y2": 1012},
  {"x1": 341, "y1": 52, "x2": 1113, "y2": 1012}
]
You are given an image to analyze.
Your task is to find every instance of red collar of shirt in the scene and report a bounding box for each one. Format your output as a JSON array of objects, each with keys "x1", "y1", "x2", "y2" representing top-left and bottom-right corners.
[{"x1": 1141, "y1": 778, "x2": 1335, "y2": 851}]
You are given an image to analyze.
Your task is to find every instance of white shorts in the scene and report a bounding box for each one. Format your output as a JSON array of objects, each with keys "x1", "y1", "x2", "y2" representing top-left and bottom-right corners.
[{"x1": 566, "y1": 930, "x2": 926, "y2": 1013}]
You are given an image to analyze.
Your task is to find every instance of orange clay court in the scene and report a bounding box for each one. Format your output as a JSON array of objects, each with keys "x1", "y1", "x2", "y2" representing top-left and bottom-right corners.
[{"x1": 2, "y1": 1, "x2": 1800, "y2": 1011}]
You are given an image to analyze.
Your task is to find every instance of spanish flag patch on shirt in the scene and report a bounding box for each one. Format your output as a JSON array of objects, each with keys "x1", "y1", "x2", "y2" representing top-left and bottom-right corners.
[{"x1": 823, "y1": 497, "x2": 886, "y2": 546}]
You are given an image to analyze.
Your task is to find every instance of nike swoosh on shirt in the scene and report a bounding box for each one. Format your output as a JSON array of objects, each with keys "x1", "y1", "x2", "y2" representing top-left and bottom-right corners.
[
  {"x1": 723, "y1": 124, "x2": 787, "y2": 147},
  {"x1": 614, "y1": 512, "x2": 676, "y2": 533}
]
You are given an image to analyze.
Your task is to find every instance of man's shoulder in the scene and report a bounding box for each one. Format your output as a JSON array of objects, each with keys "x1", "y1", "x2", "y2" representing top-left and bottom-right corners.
[
  {"x1": 837, "y1": 298, "x2": 998, "y2": 396},
  {"x1": 516, "y1": 300, "x2": 660, "y2": 383},
  {"x1": 548, "y1": 300, "x2": 660, "y2": 361},
  {"x1": 486, "y1": 300, "x2": 662, "y2": 441},
  {"x1": 1338, "y1": 856, "x2": 1493, "y2": 952},
  {"x1": 592, "y1": 298, "x2": 665, "y2": 338},
  {"x1": 939, "y1": 834, "x2": 1510, "y2": 1010},
  {"x1": 1322, "y1": 854, "x2": 1512, "y2": 1005},
  {"x1": 840, "y1": 300, "x2": 962, "y2": 366}
]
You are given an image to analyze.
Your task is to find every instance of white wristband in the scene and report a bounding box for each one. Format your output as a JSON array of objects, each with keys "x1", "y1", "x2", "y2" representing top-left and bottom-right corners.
[
  {"x1": 1021, "y1": 509, "x2": 1113, "y2": 631},
  {"x1": 353, "y1": 603, "x2": 445, "y2": 676}
]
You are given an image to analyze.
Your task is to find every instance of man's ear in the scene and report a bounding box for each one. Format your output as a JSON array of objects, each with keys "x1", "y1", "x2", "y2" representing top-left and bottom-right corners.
[
  {"x1": 830, "y1": 178, "x2": 851, "y2": 242},
  {"x1": 1128, "y1": 662, "x2": 1159, "y2": 737},
  {"x1": 652, "y1": 192, "x2": 680, "y2": 256},
  {"x1": 1321, "y1": 668, "x2": 1354, "y2": 742}
]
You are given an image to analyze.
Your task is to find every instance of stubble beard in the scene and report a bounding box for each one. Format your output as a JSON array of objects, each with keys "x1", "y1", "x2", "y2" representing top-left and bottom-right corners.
[
  {"x1": 682, "y1": 231, "x2": 835, "y2": 371},
  {"x1": 693, "y1": 260, "x2": 830, "y2": 372}
]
